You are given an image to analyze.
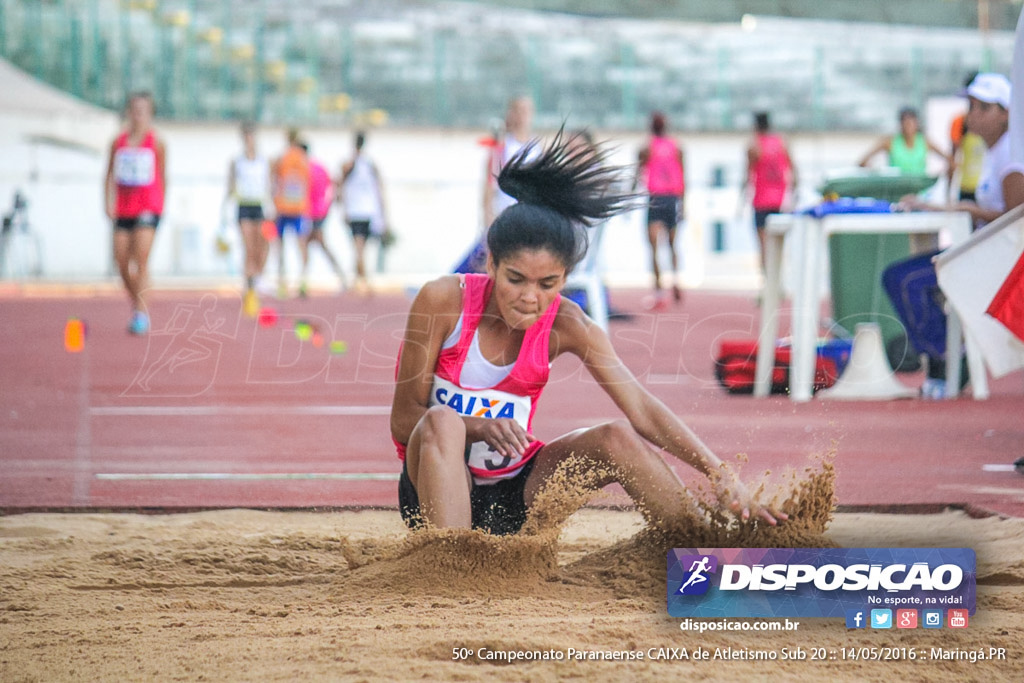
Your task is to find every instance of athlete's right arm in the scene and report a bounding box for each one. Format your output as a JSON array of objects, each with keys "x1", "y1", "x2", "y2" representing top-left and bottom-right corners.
[
  {"x1": 226, "y1": 159, "x2": 236, "y2": 201},
  {"x1": 390, "y1": 277, "x2": 461, "y2": 445},
  {"x1": 482, "y1": 155, "x2": 496, "y2": 229},
  {"x1": 858, "y1": 137, "x2": 890, "y2": 168},
  {"x1": 633, "y1": 145, "x2": 649, "y2": 191},
  {"x1": 104, "y1": 139, "x2": 117, "y2": 220}
]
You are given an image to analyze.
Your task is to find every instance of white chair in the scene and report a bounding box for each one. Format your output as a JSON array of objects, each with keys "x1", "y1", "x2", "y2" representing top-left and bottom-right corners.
[{"x1": 565, "y1": 219, "x2": 609, "y2": 330}]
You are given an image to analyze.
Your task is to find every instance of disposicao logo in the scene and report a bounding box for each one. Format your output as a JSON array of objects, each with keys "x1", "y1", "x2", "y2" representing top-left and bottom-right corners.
[
  {"x1": 667, "y1": 548, "x2": 976, "y2": 619},
  {"x1": 675, "y1": 555, "x2": 718, "y2": 595}
]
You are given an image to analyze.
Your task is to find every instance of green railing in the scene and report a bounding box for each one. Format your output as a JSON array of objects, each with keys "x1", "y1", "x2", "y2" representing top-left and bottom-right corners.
[{"x1": 0, "y1": 0, "x2": 1015, "y2": 130}]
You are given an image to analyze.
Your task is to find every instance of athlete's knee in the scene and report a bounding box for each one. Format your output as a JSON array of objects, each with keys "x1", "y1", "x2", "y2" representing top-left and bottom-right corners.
[
  {"x1": 587, "y1": 419, "x2": 642, "y2": 460},
  {"x1": 113, "y1": 252, "x2": 132, "y2": 272},
  {"x1": 416, "y1": 405, "x2": 466, "y2": 446}
]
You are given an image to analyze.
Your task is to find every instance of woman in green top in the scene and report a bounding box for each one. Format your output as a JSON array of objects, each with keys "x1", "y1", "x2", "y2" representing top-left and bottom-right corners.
[{"x1": 859, "y1": 107, "x2": 952, "y2": 175}]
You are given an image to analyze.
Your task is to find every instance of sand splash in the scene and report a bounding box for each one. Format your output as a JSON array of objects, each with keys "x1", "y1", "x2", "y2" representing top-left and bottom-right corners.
[{"x1": 335, "y1": 450, "x2": 836, "y2": 601}]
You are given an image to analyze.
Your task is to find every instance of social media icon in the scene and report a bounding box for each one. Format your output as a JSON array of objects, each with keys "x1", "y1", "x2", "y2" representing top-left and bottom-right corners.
[
  {"x1": 922, "y1": 610, "x2": 943, "y2": 629},
  {"x1": 845, "y1": 609, "x2": 866, "y2": 629},
  {"x1": 948, "y1": 609, "x2": 968, "y2": 629},
  {"x1": 871, "y1": 609, "x2": 892, "y2": 629},
  {"x1": 896, "y1": 609, "x2": 918, "y2": 629}
]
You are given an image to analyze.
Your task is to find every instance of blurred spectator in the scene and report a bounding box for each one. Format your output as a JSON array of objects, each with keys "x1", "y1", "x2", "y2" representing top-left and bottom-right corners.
[
  {"x1": 636, "y1": 111, "x2": 685, "y2": 308},
  {"x1": 859, "y1": 107, "x2": 952, "y2": 175},
  {"x1": 298, "y1": 141, "x2": 346, "y2": 297},
  {"x1": 227, "y1": 121, "x2": 272, "y2": 315},
  {"x1": 104, "y1": 92, "x2": 165, "y2": 335},
  {"x1": 742, "y1": 111, "x2": 797, "y2": 273},
  {"x1": 340, "y1": 131, "x2": 389, "y2": 293}
]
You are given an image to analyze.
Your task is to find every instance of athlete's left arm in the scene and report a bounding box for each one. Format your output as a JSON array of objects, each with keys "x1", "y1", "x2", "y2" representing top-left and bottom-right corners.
[
  {"x1": 156, "y1": 137, "x2": 167, "y2": 195},
  {"x1": 552, "y1": 301, "x2": 786, "y2": 525},
  {"x1": 1004, "y1": 171, "x2": 1024, "y2": 212},
  {"x1": 927, "y1": 137, "x2": 954, "y2": 172},
  {"x1": 677, "y1": 143, "x2": 685, "y2": 192},
  {"x1": 371, "y1": 162, "x2": 389, "y2": 229},
  {"x1": 784, "y1": 142, "x2": 799, "y2": 189}
]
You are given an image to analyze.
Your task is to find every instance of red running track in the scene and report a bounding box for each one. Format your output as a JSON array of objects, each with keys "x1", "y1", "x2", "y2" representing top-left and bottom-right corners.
[{"x1": 1, "y1": 284, "x2": 1022, "y2": 517}]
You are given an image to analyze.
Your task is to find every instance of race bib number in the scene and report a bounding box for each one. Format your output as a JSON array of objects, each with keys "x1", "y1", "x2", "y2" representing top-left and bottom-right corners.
[
  {"x1": 281, "y1": 173, "x2": 306, "y2": 203},
  {"x1": 114, "y1": 148, "x2": 156, "y2": 187},
  {"x1": 429, "y1": 376, "x2": 532, "y2": 477}
]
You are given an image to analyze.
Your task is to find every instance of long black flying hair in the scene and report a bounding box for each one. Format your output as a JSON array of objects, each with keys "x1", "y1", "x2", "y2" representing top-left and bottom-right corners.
[{"x1": 488, "y1": 127, "x2": 637, "y2": 273}]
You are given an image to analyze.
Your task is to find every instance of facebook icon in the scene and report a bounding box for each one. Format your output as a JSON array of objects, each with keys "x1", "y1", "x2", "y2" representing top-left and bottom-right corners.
[{"x1": 845, "y1": 609, "x2": 866, "y2": 629}]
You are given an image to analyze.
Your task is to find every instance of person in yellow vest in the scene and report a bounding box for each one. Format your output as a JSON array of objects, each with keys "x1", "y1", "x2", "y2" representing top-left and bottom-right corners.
[
  {"x1": 950, "y1": 114, "x2": 986, "y2": 201},
  {"x1": 272, "y1": 128, "x2": 311, "y2": 298}
]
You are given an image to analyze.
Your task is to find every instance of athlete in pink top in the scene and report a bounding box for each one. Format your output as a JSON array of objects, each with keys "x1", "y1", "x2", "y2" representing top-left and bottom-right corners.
[
  {"x1": 637, "y1": 112, "x2": 685, "y2": 307},
  {"x1": 391, "y1": 130, "x2": 788, "y2": 535},
  {"x1": 744, "y1": 112, "x2": 797, "y2": 272},
  {"x1": 298, "y1": 142, "x2": 346, "y2": 296},
  {"x1": 104, "y1": 92, "x2": 166, "y2": 335}
]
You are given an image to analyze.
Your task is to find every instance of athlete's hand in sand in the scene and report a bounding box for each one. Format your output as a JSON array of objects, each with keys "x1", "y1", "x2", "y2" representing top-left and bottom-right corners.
[
  {"x1": 715, "y1": 475, "x2": 789, "y2": 526},
  {"x1": 465, "y1": 417, "x2": 536, "y2": 459}
]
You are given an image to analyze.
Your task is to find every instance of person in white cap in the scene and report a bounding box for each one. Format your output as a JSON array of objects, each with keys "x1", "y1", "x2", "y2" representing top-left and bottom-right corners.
[
  {"x1": 892, "y1": 72, "x2": 1024, "y2": 399},
  {"x1": 901, "y1": 72, "x2": 1024, "y2": 228}
]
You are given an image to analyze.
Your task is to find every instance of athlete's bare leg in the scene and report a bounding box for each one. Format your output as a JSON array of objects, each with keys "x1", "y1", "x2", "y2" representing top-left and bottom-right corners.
[
  {"x1": 403, "y1": 406, "x2": 474, "y2": 528},
  {"x1": 524, "y1": 419, "x2": 700, "y2": 532},
  {"x1": 646, "y1": 221, "x2": 664, "y2": 292},
  {"x1": 665, "y1": 225, "x2": 682, "y2": 302},
  {"x1": 353, "y1": 234, "x2": 369, "y2": 291},
  {"x1": 523, "y1": 419, "x2": 698, "y2": 530},
  {"x1": 130, "y1": 227, "x2": 156, "y2": 312},
  {"x1": 239, "y1": 218, "x2": 265, "y2": 289}
]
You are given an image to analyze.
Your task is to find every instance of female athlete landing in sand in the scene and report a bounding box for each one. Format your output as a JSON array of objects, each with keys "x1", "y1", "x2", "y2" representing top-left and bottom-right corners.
[{"x1": 390, "y1": 131, "x2": 788, "y2": 535}]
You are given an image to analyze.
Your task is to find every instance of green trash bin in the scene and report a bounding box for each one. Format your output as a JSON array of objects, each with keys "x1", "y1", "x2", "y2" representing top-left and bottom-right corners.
[{"x1": 818, "y1": 173, "x2": 938, "y2": 346}]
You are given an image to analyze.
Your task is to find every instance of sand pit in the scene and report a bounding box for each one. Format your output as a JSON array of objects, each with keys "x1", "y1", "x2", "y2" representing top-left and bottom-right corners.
[{"x1": 2, "y1": 503, "x2": 1023, "y2": 682}]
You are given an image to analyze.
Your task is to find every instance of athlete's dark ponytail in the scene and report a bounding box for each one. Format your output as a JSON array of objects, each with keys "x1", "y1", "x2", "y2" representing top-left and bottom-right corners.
[{"x1": 488, "y1": 128, "x2": 635, "y2": 272}]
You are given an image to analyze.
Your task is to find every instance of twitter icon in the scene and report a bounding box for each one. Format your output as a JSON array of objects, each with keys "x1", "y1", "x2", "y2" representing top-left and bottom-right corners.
[{"x1": 871, "y1": 609, "x2": 892, "y2": 629}]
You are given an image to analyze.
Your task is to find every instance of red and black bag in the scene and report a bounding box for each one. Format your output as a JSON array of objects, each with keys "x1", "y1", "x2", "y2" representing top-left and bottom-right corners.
[{"x1": 714, "y1": 339, "x2": 840, "y2": 395}]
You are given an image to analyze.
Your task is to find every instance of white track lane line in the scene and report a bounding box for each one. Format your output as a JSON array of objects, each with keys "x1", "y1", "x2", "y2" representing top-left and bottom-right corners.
[
  {"x1": 90, "y1": 405, "x2": 391, "y2": 416},
  {"x1": 95, "y1": 472, "x2": 400, "y2": 481},
  {"x1": 981, "y1": 464, "x2": 1018, "y2": 473}
]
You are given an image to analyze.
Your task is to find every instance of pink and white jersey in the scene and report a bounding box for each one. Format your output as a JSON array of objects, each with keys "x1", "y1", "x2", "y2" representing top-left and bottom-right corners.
[
  {"x1": 751, "y1": 133, "x2": 791, "y2": 211},
  {"x1": 643, "y1": 136, "x2": 684, "y2": 195},
  {"x1": 395, "y1": 273, "x2": 560, "y2": 484},
  {"x1": 307, "y1": 160, "x2": 332, "y2": 220},
  {"x1": 113, "y1": 130, "x2": 164, "y2": 218}
]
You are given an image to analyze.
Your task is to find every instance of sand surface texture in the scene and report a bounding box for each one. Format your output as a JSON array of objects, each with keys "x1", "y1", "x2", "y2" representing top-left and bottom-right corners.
[{"x1": 3, "y1": 479, "x2": 1023, "y2": 682}]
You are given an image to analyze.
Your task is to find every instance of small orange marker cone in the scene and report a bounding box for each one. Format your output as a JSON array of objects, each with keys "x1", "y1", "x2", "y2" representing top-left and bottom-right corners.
[
  {"x1": 261, "y1": 219, "x2": 278, "y2": 242},
  {"x1": 65, "y1": 318, "x2": 85, "y2": 353}
]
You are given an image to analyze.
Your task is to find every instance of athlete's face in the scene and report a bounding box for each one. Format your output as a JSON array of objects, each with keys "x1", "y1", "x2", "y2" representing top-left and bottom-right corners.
[
  {"x1": 965, "y1": 97, "x2": 1008, "y2": 147},
  {"x1": 127, "y1": 96, "x2": 154, "y2": 130},
  {"x1": 506, "y1": 97, "x2": 534, "y2": 133},
  {"x1": 487, "y1": 248, "x2": 566, "y2": 330},
  {"x1": 899, "y1": 113, "x2": 919, "y2": 137}
]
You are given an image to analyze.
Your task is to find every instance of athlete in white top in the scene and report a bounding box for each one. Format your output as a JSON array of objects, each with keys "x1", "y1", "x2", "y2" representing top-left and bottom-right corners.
[
  {"x1": 340, "y1": 131, "x2": 388, "y2": 292},
  {"x1": 227, "y1": 122, "x2": 272, "y2": 310},
  {"x1": 482, "y1": 96, "x2": 536, "y2": 229}
]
